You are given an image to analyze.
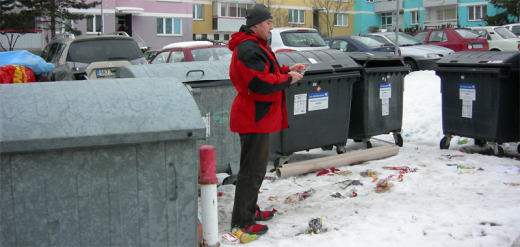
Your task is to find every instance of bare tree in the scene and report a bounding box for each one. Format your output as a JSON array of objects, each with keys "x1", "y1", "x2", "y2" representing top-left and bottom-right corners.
[
  {"x1": 303, "y1": 0, "x2": 354, "y2": 37},
  {"x1": 254, "y1": 0, "x2": 289, "y2": 27}
]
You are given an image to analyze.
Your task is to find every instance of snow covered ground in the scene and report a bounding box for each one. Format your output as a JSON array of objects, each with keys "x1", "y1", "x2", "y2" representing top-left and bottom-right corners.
[{"x1": 203, "y1": 70, "x2": 520, "y2": 247}]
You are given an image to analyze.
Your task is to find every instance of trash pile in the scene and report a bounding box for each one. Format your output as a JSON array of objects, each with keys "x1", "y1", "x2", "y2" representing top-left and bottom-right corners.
[{"x1": 0, "y1": 50, "x2": 56, "y2": 83}]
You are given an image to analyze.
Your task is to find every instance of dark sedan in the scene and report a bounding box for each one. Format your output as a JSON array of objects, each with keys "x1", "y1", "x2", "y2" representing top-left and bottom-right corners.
[{"x1": 324, "y1": 36, "x2": 399, "y2": 54}]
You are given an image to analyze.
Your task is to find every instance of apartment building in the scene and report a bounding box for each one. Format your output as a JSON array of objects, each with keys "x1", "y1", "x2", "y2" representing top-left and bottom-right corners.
[
  {"x1": 192, "y1": 0, "x2": 354, "y2": 42},
  {"x1": 2, "y1": 0, "x2": 505, "y2": 53},
  {"x1": 354, "y1": 0, "x2": 495, "y2": 35}
]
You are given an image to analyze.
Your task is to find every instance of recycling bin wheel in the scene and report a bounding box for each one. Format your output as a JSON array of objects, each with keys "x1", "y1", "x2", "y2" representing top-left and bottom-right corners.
[
  {"x1": 365, "y1": 141, "x2": 373, "y2": 149},
  {"x1": 394, "y1": 134, "x2": 403, "y2": 147},
  {"x1": 440, "y1": 136, "x2": 450, "y2": 150},
  {"x1": 517, "y1": 143, "x2": 520, "y2": 154},
  {"x1": 487, "y1": 146, "x2": 504, "y2": 157},
  {"x1": 321, "y1": 145, "x2": 334, "y2": 151},
  {"x1": 474, "y1": 139, "x2": 486, "y2": 147},
  {"x1": 336, "y1": 145, "x2": 346, "y2": 154}
]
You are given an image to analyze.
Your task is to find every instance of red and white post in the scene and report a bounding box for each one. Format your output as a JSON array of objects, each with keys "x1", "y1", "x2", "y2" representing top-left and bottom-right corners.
[{"x1": 199, "y1": 145, "x2": 219, "y2": 247}]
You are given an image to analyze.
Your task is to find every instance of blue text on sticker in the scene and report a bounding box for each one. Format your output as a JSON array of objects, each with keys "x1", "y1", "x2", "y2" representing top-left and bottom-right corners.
[
  {"x1": 460, "y1": 84, "x2": 475, "y2": 90},
  {"x1": 309, "y1": 92, "x2": 329, "y2": 99}
]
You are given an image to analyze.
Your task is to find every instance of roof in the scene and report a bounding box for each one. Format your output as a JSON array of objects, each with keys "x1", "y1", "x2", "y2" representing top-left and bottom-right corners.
[
  {"x1": 272, "y1": 27, "x2": 319, "y2": 32},
  {"x1": 162, "y1": 41, "x2": 214, "y2": 49}
]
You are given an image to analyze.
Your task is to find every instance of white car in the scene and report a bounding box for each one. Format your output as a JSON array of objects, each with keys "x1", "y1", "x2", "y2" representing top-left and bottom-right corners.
[
  {"x1": 364, "y1": 32, "x2": 455, "y2": 71},
  {"x1": 469, "y1": 26, "x2": 520, "y2": 51},
  {"x1": 268, "y1": 27, "x2": 330, "y2": 53},
  {"x1": 502, "y1": 23, "x2": 520, "y2": 37}
]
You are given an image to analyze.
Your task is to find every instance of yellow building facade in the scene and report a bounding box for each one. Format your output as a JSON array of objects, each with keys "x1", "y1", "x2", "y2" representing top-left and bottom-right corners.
[{"x1": 192, "y1": 0, "x2": 355, "y2": 42}]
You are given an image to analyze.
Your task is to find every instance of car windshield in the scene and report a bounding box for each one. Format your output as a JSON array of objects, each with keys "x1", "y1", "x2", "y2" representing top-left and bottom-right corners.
[
  {"x1": 190, "y1": 47, "x2": 232, "y2": 61},
  {"x1": 494, "y1": 27, "x2": 518, "y2": 39},
  {"x1": 383, "y1": 33, "x2": 424, "y2": 45},
  {"x1": 280, "y1": 31, "x2": 328, "y2": 47},
  {"x1": 67, "y1": 39, "x2": 143, "y2": 63},
  {"x1": 351, "y1": 36, "x2": 389, "y2": 47},
  {"x1": 455, "y1": 29, "x2": 481, "y2": 38}
]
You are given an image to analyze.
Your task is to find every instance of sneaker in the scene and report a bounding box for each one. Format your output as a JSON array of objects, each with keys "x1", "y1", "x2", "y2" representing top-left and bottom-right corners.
[
  {"x1": 255, "y1": 205, "x2": 274, "y2": 221},
  {"x1": 243, "y1": 224, "x2": 269, "y2": 235}
]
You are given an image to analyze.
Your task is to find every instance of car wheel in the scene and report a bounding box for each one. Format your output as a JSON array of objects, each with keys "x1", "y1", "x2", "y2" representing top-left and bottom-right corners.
[{"x1": 404, "y1": 60, "x2": 418, "y2": 72}]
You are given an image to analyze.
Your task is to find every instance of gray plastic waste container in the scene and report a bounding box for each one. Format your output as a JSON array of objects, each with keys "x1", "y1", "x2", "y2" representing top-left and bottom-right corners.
[
  {"x1": 117, "y1": 61, "x2": 240, "y2": 174},
  {"x1": 0, "y1": 78, "x2": 205, "y2": 246},
  {"x1": 435, "y1": 51, "x2": 520, "y2": 157},
  {"x1": 272, "y1": 49, "x2": 361, "y2": 167},
  {"x1": 346, "y1": 52, "x2": 409, "y2": 149}
]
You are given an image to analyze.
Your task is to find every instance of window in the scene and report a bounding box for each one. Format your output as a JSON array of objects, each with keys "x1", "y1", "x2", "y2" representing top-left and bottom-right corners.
[
  {"x1": 381, "y1": 12, "x2": 392, "y2": 29},
  {"x1": 414, "y1": 31, "x2": 428, "y2": 42},
  {"x1": 221, "y1": 3, "x2": 252, "y2": 17},
  {"x1": 214, "y1": 34, "x2": 220, "y2": 40},
  {"x1": 193, "y1": 4, "x2": 203, "y2": 20},
  {"x1": 334, "y1": 14, "x2": 348, "y2": 26},
  {"x1": 86, "y1": 15, "x2": 102, "y2": 33},
  {"x1": 468, "y1": 5, "x2": 486, "y2": 21},
  {"x1": 289, "y1": 9, "x2": 305, "y2": 24},
  {"x1": 428, "y1": 31, "x2": 448, "y2": 42},
  {"x1": 151, "y1": 52, "x2": 170, "y2": 64},
  {"x1": 157, "y1": 18, "x2": 181, "y2": 35},
  {"x1": 224, "y1": 34, "x2": 230, "y2": 40},
  {"x1": 411, "y1": 11, "x2": 419, "y2": 25},
  {"x1": 167, "y1": 51, "x2": 186, "y2": 63},
  {"x1": 437, "y1": 9, "x2": 456, "y2": 21}
]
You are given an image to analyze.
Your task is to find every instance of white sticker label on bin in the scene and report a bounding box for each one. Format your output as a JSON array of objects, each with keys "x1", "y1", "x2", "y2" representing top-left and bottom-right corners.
[
  {"x1": 294, "y1": 94, "x2": 307, "y2": 115},
  {"x1": 459, "y1": 84, "x2": 476, "y2": 101},
  {"x1": 462, "y1": 100, "x2": 473, "y2": 118},
  {"x1": 382, "y1": 98, "x2": 390, "y2": 116},
  {"x1": 460, "y1": 84, "x2": 475, "y2": 118},
  {"x1": 308, "y1": 92, "x2": 329, "y2": 111},
  {"x1": 380, "y1": 83, "x2": 392, "y2": 99},
  {"x1": 202, "y1": 112, "x2": 211, "y2": 137}
]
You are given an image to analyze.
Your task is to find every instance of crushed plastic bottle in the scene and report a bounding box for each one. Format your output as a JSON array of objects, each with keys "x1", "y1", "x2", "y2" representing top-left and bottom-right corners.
[{"x1": 232, "y1": 228, "x2": 252, "y2": 244}]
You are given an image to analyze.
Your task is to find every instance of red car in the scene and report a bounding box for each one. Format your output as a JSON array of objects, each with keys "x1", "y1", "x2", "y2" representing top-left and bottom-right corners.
[
  {"x1": 149, "y1": 41, "x2": 232, "y2": 64},
  {"x1": 413, "y1": 28, "x2": 489, "y2": 51}
]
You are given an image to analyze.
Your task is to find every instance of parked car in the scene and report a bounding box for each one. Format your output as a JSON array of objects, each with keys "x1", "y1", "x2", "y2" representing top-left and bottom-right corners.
[
  {"x1": 502, "y1": 23, "x2": 520, "y2": 37},
  {"x1": 324, "y1": 35, "x2": 399, "y2": 54},
  {"x1": 469, "y1": 26, "x2": 520, "y2": 51},
  {"x1": 40, "y1": 33, "x2": 147, "y2": 80},
  {"x1": 413, "y1": 28, "x2": 489, "y2": 52},
  {"x1": 143, "y1": 49, "x2": 158, "y2": 63},
  {"x1": 364, "y1": 32, "x2": 455, "y2": 71},
  {"x1": 268, "y1": 27, "x2": 329, "y2": 53},
  {"x1": 149, "y1": 41, "x2": 232, "y2": 64}
]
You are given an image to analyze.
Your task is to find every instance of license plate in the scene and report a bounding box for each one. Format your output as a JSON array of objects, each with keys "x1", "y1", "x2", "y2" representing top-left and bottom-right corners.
[
  {"x1": 473, "y1": 44, "x2": 483, "y2": 49},
  {"x1": 96, "y1": 69, "x2": 113, "y2": 77}
]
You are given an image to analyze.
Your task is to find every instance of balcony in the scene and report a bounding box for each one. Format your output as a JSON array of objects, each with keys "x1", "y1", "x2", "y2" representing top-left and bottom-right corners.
[
  {"x1": 423, "y1": 19, "x2": 458, "y2": 28},
  {"x1": 374, "y1": 0, "x2": 402, "y2": 13},
  {"x1": 212, "y1": 17, "x2": 246, "y2": 32},
  {"x1": 422, "y1": 0, "x2": 457, "y2": 8}
]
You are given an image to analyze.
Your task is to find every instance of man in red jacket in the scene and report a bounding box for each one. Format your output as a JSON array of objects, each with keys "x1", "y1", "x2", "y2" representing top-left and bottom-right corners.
[{"x1": 227, "y1": 4, "x2": 308, "y2": 235}]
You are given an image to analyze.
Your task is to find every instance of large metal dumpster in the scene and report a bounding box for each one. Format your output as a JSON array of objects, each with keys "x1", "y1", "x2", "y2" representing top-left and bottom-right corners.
[
  {"x1": 117, "y1": 61, "x2": 240, "y2": 174},
  {"x1": 0, "y1": 78, "x2": 206, "y2": 246},
  {"x1": 272, "y1": 50, "x2": 361, "y2": 167},
  {"x1": 346, "y1": 52, "x2": 409, "y2": 149},
  {"x1": 435, "y1": 51, "x2": 520, "y2": 157}
]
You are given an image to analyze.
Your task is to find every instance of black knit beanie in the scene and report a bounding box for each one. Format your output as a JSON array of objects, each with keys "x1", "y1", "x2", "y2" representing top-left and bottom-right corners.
[{"x1": 246, "y1": 4, "x2": 272, "y2": 27}]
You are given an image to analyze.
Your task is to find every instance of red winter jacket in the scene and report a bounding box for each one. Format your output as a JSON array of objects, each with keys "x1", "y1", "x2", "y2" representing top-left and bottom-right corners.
[{"x1": 228, "y1": 26, "x2": 292, "y2": 134}]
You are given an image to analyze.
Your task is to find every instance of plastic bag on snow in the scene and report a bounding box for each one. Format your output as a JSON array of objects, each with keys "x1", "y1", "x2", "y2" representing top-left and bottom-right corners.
[{"x1": 0, "y1": 50, "x2": 55, "y2": 74}]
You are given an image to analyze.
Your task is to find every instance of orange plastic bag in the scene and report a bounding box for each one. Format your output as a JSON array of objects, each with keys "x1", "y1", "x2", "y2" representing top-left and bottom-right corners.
[{"x1": 0, "y1": 65, "x2": 36, "y2": 84}]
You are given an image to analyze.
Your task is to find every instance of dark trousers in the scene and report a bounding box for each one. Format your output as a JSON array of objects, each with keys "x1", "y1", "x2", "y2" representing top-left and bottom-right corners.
[{"x1": 231, "y1": 133, "x2": 270, "y2": 228}]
